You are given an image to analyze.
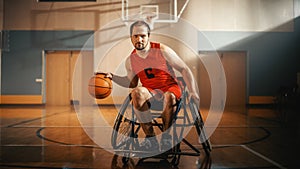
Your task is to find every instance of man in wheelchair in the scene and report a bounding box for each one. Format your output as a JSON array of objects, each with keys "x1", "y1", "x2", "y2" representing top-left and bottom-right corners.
[{"x1": 104, "y1": 20, "x2": 199, "y2": 153}]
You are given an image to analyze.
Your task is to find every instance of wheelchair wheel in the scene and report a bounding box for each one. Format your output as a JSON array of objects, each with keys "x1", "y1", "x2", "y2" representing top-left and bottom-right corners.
[
  {"x1": 195, "y1": 117, "x2": 212, "y2": 155},
  {"x1": 111, "y1": 95, "x2": 135, "y2": 151},
  {"x1": 171, "y1": 144, "x2": 181, "y2": 167},
  {"x1": 111, "y1": 113, "x2": 132, "y2": 149},
  {"x1": 189, "y1": 99, "x2": 212, "y2": 155},
  {"x1": 111, "y1": 113, "x2": 133, "y2": 165}
]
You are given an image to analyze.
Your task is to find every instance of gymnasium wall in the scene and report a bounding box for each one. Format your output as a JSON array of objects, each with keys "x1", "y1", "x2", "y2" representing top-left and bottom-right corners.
[
  {"x1": 0, "y1": 0, "x2": 3, "y2": 30},
  {"x1": 198, "y1": 17, "x2": 300, "y2": 97},
  {"x1": 1, "y1": 30, "x2": 93, "y2": 103},
  {"x1": 1, "y1": 0, "x2": 300, "y2": 104},
  {"x1": 185, "y1": 0, "x2": 300, "y2": 104},
  {"x1": 183, "y1": 0, "x2": 296, "y2": 32}
]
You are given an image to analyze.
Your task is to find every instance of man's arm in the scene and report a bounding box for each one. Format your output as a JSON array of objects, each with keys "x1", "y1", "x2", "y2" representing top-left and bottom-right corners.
[
  {"x1": 106, "y1": 57, "x2": 139, "y2": 88},
  {"x1": 160, "y1": 44, "x2": 199, "y2": 101},
  {"x1": 108, "y1": 73, "x2": 138, "y2": 88}
]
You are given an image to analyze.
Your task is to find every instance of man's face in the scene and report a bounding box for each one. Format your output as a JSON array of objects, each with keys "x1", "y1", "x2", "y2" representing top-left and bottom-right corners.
[{"x1": 131, "y1": 25, "x2": 149, "y2": 51}]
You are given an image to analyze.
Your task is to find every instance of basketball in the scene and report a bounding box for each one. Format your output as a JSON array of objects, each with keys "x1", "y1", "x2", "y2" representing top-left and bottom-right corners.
[{"x1": 88, "y1": 73, "x2": 112, "y2": 99}]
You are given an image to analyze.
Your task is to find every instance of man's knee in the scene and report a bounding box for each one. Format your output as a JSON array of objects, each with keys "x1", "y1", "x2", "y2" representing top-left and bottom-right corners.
[{"x1": 131, "y1": 87, "x2": 151, "y2": 111}]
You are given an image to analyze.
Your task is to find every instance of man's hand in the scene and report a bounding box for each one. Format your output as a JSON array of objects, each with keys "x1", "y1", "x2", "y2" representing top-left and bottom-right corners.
[
  {"x1": 105, "y1": 72, "x2": 113, "y2": 80},
  {"x1": 94, "y1": 72, "x2": 113, "y2": 80}
]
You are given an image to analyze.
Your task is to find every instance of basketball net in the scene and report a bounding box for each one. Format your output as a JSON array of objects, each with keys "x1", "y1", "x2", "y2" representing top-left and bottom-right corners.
[{"x1": 140, "y1": 12, "x2": 157, "y2": 30}]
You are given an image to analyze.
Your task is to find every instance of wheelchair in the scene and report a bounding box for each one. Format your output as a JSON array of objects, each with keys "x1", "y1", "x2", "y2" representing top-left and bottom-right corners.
[{"x1": 110, "y1": 78, "x2": 212, "y2": 166}]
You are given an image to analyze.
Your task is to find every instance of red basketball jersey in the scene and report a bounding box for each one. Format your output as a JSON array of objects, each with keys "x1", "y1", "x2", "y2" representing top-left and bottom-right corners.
[{"x1": 130, "y1": 42, "x2": 181, "y2": 98}]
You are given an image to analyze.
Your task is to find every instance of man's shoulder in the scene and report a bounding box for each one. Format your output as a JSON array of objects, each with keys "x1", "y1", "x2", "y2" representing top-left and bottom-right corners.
[
  {"x1": 150, "y1": 41, "x2": 161, "y2": 48},
  {"x1": 151, "y1": 42, "x2": 169, "y2": 51}
]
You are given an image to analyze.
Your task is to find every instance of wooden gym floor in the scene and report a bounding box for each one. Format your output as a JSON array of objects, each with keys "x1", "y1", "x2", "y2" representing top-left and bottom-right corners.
[{"x1": 0, "y1": 103, "x2": 299, "y2": 169}]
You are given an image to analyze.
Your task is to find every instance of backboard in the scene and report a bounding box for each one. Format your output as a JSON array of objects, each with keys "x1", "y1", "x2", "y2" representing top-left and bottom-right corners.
[{"x1": 121, "y1": 0, "x2": 190, "y2": 28}]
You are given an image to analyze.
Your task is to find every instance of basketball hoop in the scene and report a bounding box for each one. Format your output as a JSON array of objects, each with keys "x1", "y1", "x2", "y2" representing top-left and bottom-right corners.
[
  {"x1": 140, "y1": 12, "x2": 157, "y2": 30},
  {"x1": 140, "y1": 5, "x2": 159, "y2": 30},
  {"x1": 121, "y1": 0, "x2": 185, "y2": 25}
]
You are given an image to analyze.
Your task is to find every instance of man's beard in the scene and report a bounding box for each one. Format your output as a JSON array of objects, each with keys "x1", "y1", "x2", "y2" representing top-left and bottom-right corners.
[{"x1": 135, "y1": 42, "x2": 147, "y2": 50}]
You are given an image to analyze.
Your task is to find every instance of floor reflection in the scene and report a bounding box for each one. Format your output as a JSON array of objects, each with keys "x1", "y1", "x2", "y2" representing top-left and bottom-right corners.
[
  {"x1": 1, "y1": 103, "x2": 297, "y2": 168},
  {"x1": 110, "y1": 154, "x2": 212, "y2": 169},
  {"x1": 111, "y1": 155, "x2": 135, "y2": 169}
]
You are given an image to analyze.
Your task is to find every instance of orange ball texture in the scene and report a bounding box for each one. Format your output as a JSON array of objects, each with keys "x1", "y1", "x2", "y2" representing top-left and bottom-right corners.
[{"x1": 88, "y1": 73, "x2": 112, "y2": 99}]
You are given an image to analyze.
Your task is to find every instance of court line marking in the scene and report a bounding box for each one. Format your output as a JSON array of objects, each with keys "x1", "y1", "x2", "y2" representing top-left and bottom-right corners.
[
  {"x1": 2, "y1": 144, "x2": 99, "y2": 147},
  {"x1": 3, "y1": 111, "x2": 70, "y2": 128},
  {"x1": 241, "y1": 145, "x2": 287, "y2": 169}
]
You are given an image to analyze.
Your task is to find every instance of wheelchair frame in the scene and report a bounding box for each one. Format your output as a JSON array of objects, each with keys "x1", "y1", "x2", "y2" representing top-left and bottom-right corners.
[{"x1": 110, "y1": 79, "x2": 212, "y2": 166}]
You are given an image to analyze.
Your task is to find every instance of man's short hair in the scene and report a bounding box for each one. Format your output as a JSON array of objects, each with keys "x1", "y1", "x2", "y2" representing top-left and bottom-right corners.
[{"x1": 130, "y1": 20, "x2": 151, "y2": 36}]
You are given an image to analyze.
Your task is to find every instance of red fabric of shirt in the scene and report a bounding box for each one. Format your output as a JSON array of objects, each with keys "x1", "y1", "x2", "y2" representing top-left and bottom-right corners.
[{"x1": 130, "y1": 42, "x2": 182, "y2": 99}]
